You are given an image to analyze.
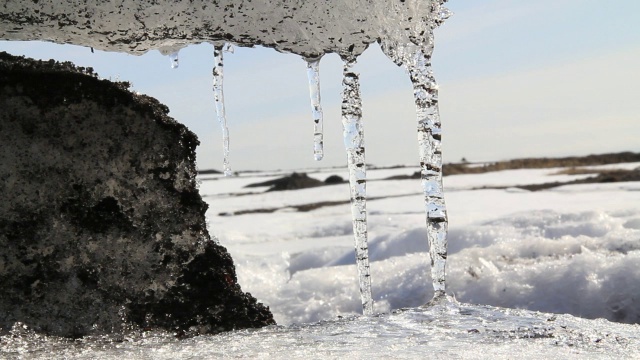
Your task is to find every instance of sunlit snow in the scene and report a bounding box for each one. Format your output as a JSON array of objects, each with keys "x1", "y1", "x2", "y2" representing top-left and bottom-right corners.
[{"x1": 204, "y1": 165, "x2": 640, "y2": 327}]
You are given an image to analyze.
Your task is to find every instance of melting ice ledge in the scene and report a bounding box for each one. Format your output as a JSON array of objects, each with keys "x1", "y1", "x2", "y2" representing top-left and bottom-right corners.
[{"x1": 170, "y1": 3, "x2": 453, "y2": 313}]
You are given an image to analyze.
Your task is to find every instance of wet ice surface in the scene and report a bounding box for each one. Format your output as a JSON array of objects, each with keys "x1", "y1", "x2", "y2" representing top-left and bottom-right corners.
[{"x1": 4, "y1": 301, "x2": 639, "y2": 359}]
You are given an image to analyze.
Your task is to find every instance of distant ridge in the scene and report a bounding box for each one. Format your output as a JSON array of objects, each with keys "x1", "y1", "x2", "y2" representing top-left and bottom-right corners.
[
  {"x1": 382, "y1": 151, "x2": 640, "y2": 180},
  {"x1": 444, "y1": 151, "x2": 640, "y2": 176}
]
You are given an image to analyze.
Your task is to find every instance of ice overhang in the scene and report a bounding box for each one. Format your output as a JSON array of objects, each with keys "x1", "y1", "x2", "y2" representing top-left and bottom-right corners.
[{"x1": 0, "y1": 0, "x2": 447, "y2": 59}]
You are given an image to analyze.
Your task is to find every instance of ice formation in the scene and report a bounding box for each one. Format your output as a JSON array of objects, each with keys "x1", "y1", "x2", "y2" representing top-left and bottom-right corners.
[
  {"x1": 212, "y1": 44, "x2": 232, "y2": 176},
  {"x1": 379, "y1": 1, "x2": 452, "y2": 297},
  {"x1": 340, "y1": 59, "x2": 373, "y2": 315},
  {"x1": 0, "y1": 0, "x2": 453, "y2": 314},
  {"x1": 306, "y1": 58, "x2": 324, "y2": 161}
]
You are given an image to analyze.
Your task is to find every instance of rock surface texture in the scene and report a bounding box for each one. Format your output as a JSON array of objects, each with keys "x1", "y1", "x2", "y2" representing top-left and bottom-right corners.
[
  {"x1": 0, "y1": 52, "x2": 274, "y2": 337},
  {"x1": 0, "y1": 0, "x2": 444, "y2": 58}
]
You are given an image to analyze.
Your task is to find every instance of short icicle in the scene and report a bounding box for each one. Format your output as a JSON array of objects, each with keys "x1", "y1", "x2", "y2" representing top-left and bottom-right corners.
[
  {"x1": 408, "y1": 36, "x2": 448, "y2": 299},
  {"x1": 169, "y1": 51, "x2": 179, "y2": 69},
  {"x1": 341, "y1": 59, "x2": 373, "y2": 315},
  {"x1": 306, "y1": 58, "x2": 324, "y2": 161},
  {"x1": 213, "y1": 44, "x2": 232, "y2": 176}
]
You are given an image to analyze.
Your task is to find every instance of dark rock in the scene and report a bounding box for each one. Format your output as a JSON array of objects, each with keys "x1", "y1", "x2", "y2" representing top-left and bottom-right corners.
[
  {"x1": 245, "y1": 172, "x2": 324, "y2": 191},
  {"x1": 198, "y1": 169, "x2": 223, "y2": 175},
  {"x1": 324, "y1": 175, "x2": 344, "y2": 184},
  {"x1": 0, "y1": 52, "x2": 274, "y2": 337}
]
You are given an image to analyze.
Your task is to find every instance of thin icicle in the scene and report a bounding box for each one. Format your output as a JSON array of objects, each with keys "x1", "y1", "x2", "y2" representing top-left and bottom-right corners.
[
  {"x1": 341, "y1": 59, "x2": 373, "y2": 315},
  {"x1": 213, "y1": 44, "x2": 232, "y2": 176},
  {"x1": 169, "y1": 51, "x2": 179, "y2": 69},
  {"x1": 306, "y1": 58, "x2": 324, "y2": 161},
  {"x1": 408, "y1": 36, "x2": 448, "y2": 298}
]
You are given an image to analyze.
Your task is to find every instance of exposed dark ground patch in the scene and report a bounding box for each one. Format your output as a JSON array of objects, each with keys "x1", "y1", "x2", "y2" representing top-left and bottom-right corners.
[
  {"x1": 381, "y1": 152, "x2": 640, "y2": 180},
  {"x1": 244, "y1": 172, "x2": 345, "y2": 192},
  {"x1": 492, "y1": 168, "x2": 640, "y2": 192}
]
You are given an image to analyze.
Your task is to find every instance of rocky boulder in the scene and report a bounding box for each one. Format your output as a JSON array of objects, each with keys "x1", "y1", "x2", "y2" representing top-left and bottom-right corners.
[{"x1": 0, "y1": 52, "x2": 274, "y2": 337}]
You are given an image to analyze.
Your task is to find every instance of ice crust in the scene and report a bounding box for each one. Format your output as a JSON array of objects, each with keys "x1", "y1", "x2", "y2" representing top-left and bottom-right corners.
[
  {"x1": 4, "y1": 302, "x2": 639, "y2": 359},
  {"x1": 0, "y1": 0, "x2": 447, "y2": 59}
]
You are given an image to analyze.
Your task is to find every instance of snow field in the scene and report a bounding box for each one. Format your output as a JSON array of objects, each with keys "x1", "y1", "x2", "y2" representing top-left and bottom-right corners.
[{"x1": 202, "y1": 166, "x2": 640, "y2": 326}]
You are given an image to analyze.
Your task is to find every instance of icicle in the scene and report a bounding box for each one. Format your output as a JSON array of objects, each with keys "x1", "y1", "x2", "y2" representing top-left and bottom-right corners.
[
  {"x1": 408, "y1": 36, "x2": 447, "y2": 298},
  {"x1": 169, "y1": 51, "x2": 179, "y2": 69},
  {"x1": 306, "y1": 58, "x2": 324, "y2": 161},
  {"x1": 379, "y1": 4, "x2": 452, "y2": 300},
  {"x1": 213, "y1": 44, "x2": 232, "y2": 176},
  {"x1": 341, "y1": 59, "x2": 373, "y2": 315}
]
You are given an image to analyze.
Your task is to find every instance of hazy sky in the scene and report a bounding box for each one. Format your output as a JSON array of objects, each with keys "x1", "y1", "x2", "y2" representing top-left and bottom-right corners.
[{"x1": 2, "y1": 0, "x2": 639, "y2": 171}]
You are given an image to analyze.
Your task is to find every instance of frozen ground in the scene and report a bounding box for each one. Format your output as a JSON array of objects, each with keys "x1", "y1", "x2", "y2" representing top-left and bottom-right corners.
[
  {"x1": 3, "y1": 163, "x2": 640, "y2": 358},
  {"x1": 5, "y1": 301, "x2": 639, "y2": 359}
]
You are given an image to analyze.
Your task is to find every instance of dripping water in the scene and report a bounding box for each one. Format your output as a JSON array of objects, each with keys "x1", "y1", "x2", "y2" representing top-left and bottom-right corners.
[
  {"x1": 341, "y1": 59, "x2": 373, "y2": 315},
  {"x1": 306, "y1": 58, "x2": 324, "y2": 161},
  {"x1": 213, "y1": 44, "x2": 232, "y2": 176},
  {"x1": 169, "y1": 51, "x2": 179, "y2": 69}
]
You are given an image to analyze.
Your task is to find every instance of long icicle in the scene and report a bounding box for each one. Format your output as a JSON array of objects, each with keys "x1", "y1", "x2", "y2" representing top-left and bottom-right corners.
[
  {"x1": 213, "y1": 44, "x2": 232, "y2": 176},
  {"x1": 341, "y1": 59, "x2": 373, "y2": 315},
  {"x1": 408, "y1": 37, "x2": 448, "y2": 299},
  {"x1": 306, "y1": 58, "x2": 324, "y2": 161}
]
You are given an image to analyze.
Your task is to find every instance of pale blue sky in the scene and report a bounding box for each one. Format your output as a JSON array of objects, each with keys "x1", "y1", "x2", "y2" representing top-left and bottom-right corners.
[{"x1": 2, "y1": 0, "x2": 639, "y2": 171}]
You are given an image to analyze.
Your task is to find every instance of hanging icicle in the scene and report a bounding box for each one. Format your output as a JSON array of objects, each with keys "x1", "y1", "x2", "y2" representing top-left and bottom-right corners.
[
  {"x1": 213, "y1": 44, "x2": 232, "y2": 176},
  {"x1": 341, "y1": 59, "x2": 373, "y2": 315},
  {"x1": 407, "y1": 29, "x2": 447, "y2": 298},
  {"x1": 306, "y1": 58, "x2": 324, "y2": 161},
  {"x1": 169, "y1": 51, "x2": 179, "y2": 69},
  {"x1": 378, "y1": 2, "x2": 452, "y2": 300}
]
